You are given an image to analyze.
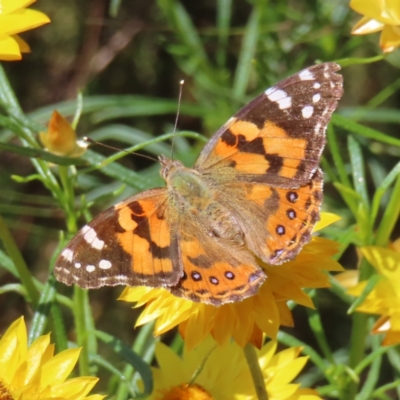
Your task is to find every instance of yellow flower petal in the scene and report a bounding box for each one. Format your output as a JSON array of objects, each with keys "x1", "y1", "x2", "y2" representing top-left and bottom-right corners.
[
  {"x1": 0, "y1": 35, "x2": 22, "y2": 60},
  {"x1": 0, "y1": 317, "x2": 103, "y2": 399},
  {"x1": 13, "y1": 34, "x2": 31, "y2": 52},
  {"x1": 1, "y1": 0, "x2": 36, "y2": 15},
  {"x1": 352, "y1": 16, "x2": 385, "y2": 35},
  {"x1": 380, "y1": 24, "x2": 400, "y2": 52},
  {"x1": 0, "y1": 9, "x2": 50, "y2": 36},
  {"x1": 40, "y1": 111, "x2": 87, "y2": 157},
  {"x1": 350, "y1": 0, "x2": 400, "y2": 25},
  {"x1": 313, "y1": 212, "x2": 341, "y2": 232},
  {"x1": 0, "y1": 0, "x2": 50, "y2": 61},
  {"x1": 51, "y1": 376, "x2": 101, "y2": 399},
  {"x1": 41, "y1": 348, "x2": 81, "y2": 387},
  {"x1": 360, "y1": 246, "x2": 400, "y2": 291},
  {"x1": 335, "y1": 270, "x2": 359, "y2": 289},
  {"x1": 0, "y1": 317, "x2": 27, "y2": 383}
]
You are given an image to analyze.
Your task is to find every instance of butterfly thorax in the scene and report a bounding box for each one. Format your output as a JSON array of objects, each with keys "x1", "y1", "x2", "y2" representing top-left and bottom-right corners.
[{"x1": 160, "y1": 155, "x2": 244, "y2": 244}]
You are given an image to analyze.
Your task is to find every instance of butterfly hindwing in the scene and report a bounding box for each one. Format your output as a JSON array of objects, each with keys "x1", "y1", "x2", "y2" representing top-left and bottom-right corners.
[{"x1": 169, "y1": 216, "x2": 266, "y2": 305}]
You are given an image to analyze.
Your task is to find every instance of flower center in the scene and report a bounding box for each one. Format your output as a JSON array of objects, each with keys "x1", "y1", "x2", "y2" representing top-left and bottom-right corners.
[
  {"x1": 0, "y1": 380, "x2": 13, "y2": 400},
  {"x1": 158, "y1": 383, "x2": 213, "y2": 400}
]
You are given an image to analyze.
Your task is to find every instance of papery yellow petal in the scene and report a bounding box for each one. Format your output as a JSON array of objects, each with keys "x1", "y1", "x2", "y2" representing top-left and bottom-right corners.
[
  {"x1": 361, "y1": 246, "x2": 400, "y2": 290},
  {"x1": 24, "y1": 334, "x2": 51, "y2": 385},
  {"x1": 0, "y1": 317, "x2": 27, "y2": 383},
  {"x1": 335, "y1": 270, "x2": 359, "y2": 289},
  {"x1": 0, "y1": 9, "x2": 50, "y2": 36},
  {"x1": 0, "y1": 35, "x2": 22, "y2": 60},
  {"x1": 51, "y1": 376, "x2": 101, "y2": 399},
  {"x1": 276, "y1": 302, "x2": 294, "y2": 327},
  {"x1": 13, "y1": 35, "x2": 31, "y2": 52},
  {"x1": 350, "y1": 0, "x2": 400, "y2": 25},
  {"x1": 269, "y1": 383, "x2": 300, "y2": 399},
  {"x1": 41, "y1": 348, "x2": 81, "y2": 387},
  {"x1": 352, "y1": 16, "x2": 384, "y2": 35},
  {"x1": 314, "y1": 213, "x2": 341, "y2": 232},
  {"x1": 269, "y1": 346, "x2": 302, "y2": 370},
  {"x1": 0, "y1": 0, "x2": 36, "y2": 14},
  {"x1": 272, "y1": 357, "x2": 308, "y2": 385},
  {"x1": 380, "y1": 24, "x2": 400, "y2": 52},
  {"x1": 155, "y1": 342, "x2": 186, "y2": 386}
]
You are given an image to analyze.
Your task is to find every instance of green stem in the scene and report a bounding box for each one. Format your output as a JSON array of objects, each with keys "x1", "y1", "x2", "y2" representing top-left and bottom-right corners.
[
  {"x1": 244, "y1": 343, "x2": 268, "y2": 400},
  {"x1": 375, "y1": 174, "x2": 400, "y2": 247},
  {"x1": 342, "y1": 257, "x2": 374, "y2": 400},
  {"x1": 0, "y1": 214, "x2": 39, "y2": 307},
  {"x1": 73, "y1": 287, "x2": 91, "y2": 376}
]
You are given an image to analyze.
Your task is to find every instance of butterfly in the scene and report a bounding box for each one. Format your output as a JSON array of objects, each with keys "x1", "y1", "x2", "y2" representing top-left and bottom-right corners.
[{"x1": 54, "y1": 62, "x2": 343, "y2": 306}]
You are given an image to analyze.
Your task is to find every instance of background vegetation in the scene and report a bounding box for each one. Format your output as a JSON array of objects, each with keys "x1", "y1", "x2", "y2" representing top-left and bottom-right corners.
[{"x1": 1, "y1": 0, "x2": 400, "y2": 399}]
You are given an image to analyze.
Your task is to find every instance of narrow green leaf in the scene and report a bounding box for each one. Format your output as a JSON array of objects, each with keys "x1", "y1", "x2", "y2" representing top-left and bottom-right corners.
[
  {"x1": 332, "y1": 114, "x2": 400, "y2": 147},
  {"x1": 348, "y1": 135, "x2": 369, "y2": 208},
  {"x1": 95, "y1": 330, "x2": 153, "y2": 397},
  {"x1": 233, "y1": 5, "x2": 261, "y2": 98}
]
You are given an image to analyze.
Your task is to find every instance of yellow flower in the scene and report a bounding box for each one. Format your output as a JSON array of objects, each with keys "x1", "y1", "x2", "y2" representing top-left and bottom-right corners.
[
  {"x1": 0, "y1": 317, "x2": 104, "y2": 400},
  {"x1": 40, "y1": 110, "x2": 87, "y2": 157},
  {"x1": 347, "y1": 244, "x2": 400, "y2": 345},
  {"x1": 147, "y1": 336, "x2": 321, "y2": 400},
  {"x1": 120, "y1": 213, "x2": 343, "y2": 350},
  {"x1": 350, "y1": 0, "x2": 400, "y2": 53},
  {"x1": 0, "y1": 0, "x2": 50, "y2": 61},
  {"x1": 254, "y1": 340, "x2": 321, "y2": 400}
]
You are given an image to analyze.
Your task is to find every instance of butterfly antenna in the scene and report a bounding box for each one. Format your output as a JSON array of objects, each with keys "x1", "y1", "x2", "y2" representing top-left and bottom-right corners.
[
  {"x1": 83, "y1": 137, "x2": 158, "y2": 162},
  {"x1": 170, "y1": 79, "x2": 184, "y2": 160}
]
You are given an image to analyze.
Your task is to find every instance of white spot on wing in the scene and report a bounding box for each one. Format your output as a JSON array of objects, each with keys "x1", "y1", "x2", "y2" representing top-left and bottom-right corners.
[
  {"x1": 86, "y1": 265, "x2": 96, "y2": 273},
  {"x1": 74, "y1": 262, "x2": 81, "y2": 269},
  {"x1": 299, "y1": 69, "x2": 314, "y2": 80},
  {"x1": 61, "y1": 249, "x2": 74, "y2": 262},
  {"x1": 83, "y1": 226, "x2": 105, "y2": 250},
  {"x1": 92, "y1": 237, "x2": 105, "y2": 250},
  {"x1": 266, "y1": 89, "x2": 292, "y2": 110},
  {"x1": 302, "y1": 105, "x2": 314, "y2": 119},
  {"x1": 266, "y1": 89, "x2": 286, "y2": 101},
  {"x1": 313, "y1": 82, "x2": 321, "y2": 89},
  {"x1": 99, "y1": 259, "x2": 112, "y2": 270},
  {"x1": 278, "y1": 96, "x2": 292, "y2": 110},
  {"x1": 313, "y1": 94, "x2": 321, "y2": 103}
]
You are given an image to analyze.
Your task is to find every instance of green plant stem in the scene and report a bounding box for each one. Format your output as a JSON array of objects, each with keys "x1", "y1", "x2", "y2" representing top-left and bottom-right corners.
[
  {"x1": 0, "y1": 214, "x2": 39, "y2": 307},
  {"x1": 244, "y1": 343, "x2": 268, "y2": 400},
  {"x1": 73, "y1": 287, "x2": 91, "y2": 376},
  {"x1": 342, "y1": 257, "x2": 374, "y2": 400},
  {"x1": 375, "y1": 174, "x2": 400, "y2": 246}
]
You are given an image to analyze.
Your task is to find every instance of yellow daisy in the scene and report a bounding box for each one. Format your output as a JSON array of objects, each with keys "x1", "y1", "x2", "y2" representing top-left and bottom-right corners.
[
  {"x1": 0, "y1": 0, "x2": 50, "y2": 61},
  {"x1": 347, "y1": 244, "x2": 400, "y2": 345},
  {"x1": 350, "y1": 0, "x2": 400, "y2": 53},
  {"x1": 254, "y1": 340, "x2": 321, "y2": 400},
  {"x1": 40, "y1": 110, "x2": 87, "y2": 157},
  {"x1": 0, "y1": 317, "x2": 104, "y2": 400},
  {"x1": 120, "y1": 213, "x2": 343, "y2": 350},
  {"x1": 147, "y1": 336, "x2": 321, "y2": 400}
]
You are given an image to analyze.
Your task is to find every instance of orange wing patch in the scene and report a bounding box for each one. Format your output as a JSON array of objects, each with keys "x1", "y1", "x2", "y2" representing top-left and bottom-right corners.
[
  {"x1": 115, "y1": 195, "x2": 178, "y2": 286},
  {"x1": 211, "y1": 118, "x2": 309, "y2": 182},
  {"x1": 170, "y1": 234, "x2": 265, "y2": 305}
]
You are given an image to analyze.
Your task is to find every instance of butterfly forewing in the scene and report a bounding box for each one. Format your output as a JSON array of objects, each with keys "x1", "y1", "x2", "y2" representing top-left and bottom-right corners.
[
  {"x1": 195, "y1": 62, "x2": 343, "y2": 188},
  {"x1": 54, "y1": 189, "x2": 183, "y2": 288}
]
